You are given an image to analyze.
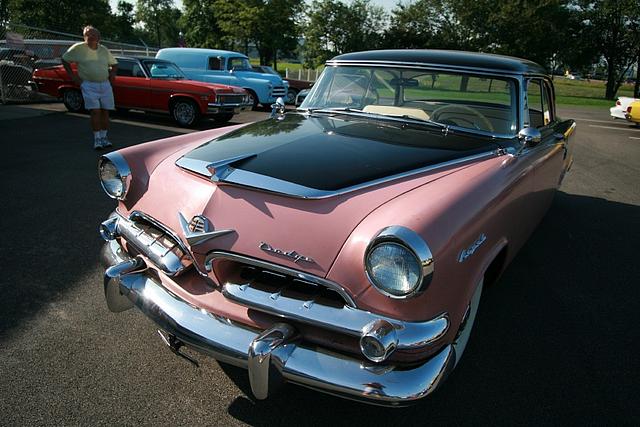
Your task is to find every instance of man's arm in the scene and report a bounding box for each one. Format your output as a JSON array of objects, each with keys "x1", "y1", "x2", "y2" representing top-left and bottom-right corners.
[
  {"x1": 108, "y1": 64, "x2": 117, "y2": 85},
  {"x1": 62, "y1": 59, "x2": 81, "y2": 85}
]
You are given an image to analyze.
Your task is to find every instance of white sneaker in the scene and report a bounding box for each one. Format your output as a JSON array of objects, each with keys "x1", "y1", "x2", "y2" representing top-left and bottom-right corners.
[{"x1": 101, "y1": 137, "x2": 112, "y2": 148}]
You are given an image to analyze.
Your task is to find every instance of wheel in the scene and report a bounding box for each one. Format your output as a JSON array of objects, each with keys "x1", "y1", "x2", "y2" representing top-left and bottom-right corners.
[
  {"x1": 171, "y1": 99, "x2": 201, "y2": 127},
  {"x1": 62, "y1": 89, "x2": 84, "y2": 112},
  {"x1": 212, "y1": 113, "x2": 234, "y2": 124},
  {"x1": 431, "y1": 104, "x2": 494, "y2": 132},
  {"x1": 452, "y1": 278, "x2": 483, "y2": 367},
  {"x1": 245, "y1": 89, "x2": 259, "y2": 110},
  {"x1": 285, "y1": 88, "x2": 298, "y2": 105}
]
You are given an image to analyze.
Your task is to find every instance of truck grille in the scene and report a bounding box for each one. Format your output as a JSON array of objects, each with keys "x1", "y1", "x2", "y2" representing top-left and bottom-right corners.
[
  {"x1": 272, "y1": 86, "x2": 287, "y2": 97},
  {"x1": 117, "y1": 212, "x2": 192, "y2": 276}
]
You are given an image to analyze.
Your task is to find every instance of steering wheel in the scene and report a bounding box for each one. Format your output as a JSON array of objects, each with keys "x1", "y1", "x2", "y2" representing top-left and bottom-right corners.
[{"x1": 431, "y1": 105, "x2": 494, "y2": 132}]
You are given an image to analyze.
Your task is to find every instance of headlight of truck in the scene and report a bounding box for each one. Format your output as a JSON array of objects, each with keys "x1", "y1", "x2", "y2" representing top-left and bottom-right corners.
[
  {"x1": 98, "y1": 152, "x2": 131, "y2": 200},
  {"x1": 365, "y1": 226, "x2": 434, "y2": 298}
]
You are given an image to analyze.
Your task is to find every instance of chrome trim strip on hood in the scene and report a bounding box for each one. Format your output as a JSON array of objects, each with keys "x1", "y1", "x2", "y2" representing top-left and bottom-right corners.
[{"x1": 176, "y1": 150, "x2": 500, "y2": 199}]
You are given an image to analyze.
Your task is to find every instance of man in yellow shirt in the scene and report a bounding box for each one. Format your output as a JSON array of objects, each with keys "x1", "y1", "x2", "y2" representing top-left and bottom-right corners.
[{"x1": 62, "y1": 26, "x2": 118, "y2": 149}]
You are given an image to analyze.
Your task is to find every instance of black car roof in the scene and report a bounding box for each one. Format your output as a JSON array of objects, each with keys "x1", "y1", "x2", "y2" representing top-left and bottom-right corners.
[{"x1": 329, "y1": 49, "x2": 547, "y2": 75}]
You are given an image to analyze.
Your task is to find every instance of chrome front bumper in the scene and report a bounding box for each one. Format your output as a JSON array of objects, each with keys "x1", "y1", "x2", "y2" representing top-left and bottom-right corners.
[{"x1": 101, "y1": 240, "x2": 456, "y2": 406}]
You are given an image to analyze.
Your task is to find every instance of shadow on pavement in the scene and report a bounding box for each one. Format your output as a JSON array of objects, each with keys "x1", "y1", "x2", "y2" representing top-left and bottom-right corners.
[
  {"x1": 0, "y1": 111, "x2": 181, "y2": 338},
  {"x1": 223, "y1": 191, "x2": 639, "y2": 424}
]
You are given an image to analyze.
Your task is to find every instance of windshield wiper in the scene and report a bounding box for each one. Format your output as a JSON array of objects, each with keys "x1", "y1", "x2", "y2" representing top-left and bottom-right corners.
[{"x1": 304, "y1": 107, "x2": 447, "y2": 130}]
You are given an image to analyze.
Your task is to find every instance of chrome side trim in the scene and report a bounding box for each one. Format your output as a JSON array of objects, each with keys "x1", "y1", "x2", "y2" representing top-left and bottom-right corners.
[
  {"x1": 176, "y1": 150, "x2": 498, "y2": 199},
  {"x1": 101, "y1": 240, "x2": 456, "y2": 406},
  {"x1": 364, "y1": 225, "x2": 434, "y2": 299},
  {"x1": 206, "y1": 251, "x2": 357, "y2": 308},
  {"x1": 222, "y1": 282, "x2": 449, "y2": 352}
]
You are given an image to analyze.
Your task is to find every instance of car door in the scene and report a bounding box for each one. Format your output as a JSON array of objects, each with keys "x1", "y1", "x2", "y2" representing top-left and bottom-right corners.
[
  {"x1": 523, "y1": 78, "x2": 566, "y2": 217},
  {"x1": 207, "y1": 55, "x2": 237, "y2": 86},
  {"x1": 112, "y1": 59, "x2": 151, "y2": 109}
]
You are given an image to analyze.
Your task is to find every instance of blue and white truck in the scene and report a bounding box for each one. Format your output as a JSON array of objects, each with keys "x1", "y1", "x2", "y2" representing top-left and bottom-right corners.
[{"x1": 156, "y1": 48, "x2": 288, "y2": 109}]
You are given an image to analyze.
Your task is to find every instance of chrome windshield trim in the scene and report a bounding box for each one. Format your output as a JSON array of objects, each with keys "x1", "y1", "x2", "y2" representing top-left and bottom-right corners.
[
  {"x1": 222, "y1": 282, "x2": 449, "y2": 351},
  {"x1": 206, "y1": 251, "x2": 357, "y2": 308},
  {"x1": 325, "y1": 59, "x2": 527, "y2": 76},
  {"x1": 176, "y1": 150, "x2": 499, "y2": 199}
]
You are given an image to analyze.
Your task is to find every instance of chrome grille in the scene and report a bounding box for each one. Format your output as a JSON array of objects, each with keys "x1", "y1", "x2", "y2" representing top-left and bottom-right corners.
[
  {"x1": 272, "y1": 86, "x2": 286, "y2": 97},
  {"x1": 207, "y1": 252, "x2": 356, "y2": 309},
  {"x1": 117, "y1": 213, "x2": 192, "y2": 276},
  {"x1": 217, "y1": 94, "x2": 246, "y2": 104},
  {"x1": 239, "y1": 266, "x2": 346, "y2": 308}
]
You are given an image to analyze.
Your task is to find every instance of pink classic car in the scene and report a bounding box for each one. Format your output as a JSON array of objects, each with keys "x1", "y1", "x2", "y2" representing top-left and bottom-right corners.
[{"x1": 98, "y1": 50, "x2": 576, "y2": 406}]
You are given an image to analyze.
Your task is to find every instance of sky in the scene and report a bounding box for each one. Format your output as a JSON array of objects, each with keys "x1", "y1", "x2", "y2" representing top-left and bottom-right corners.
[{"x1": 108, "y1": 0, "x2": 402, "y2": 14}]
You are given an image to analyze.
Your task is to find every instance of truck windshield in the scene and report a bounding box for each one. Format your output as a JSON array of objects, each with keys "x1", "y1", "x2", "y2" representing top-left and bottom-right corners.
[
  {"x1": 301, "y1": 66, "x2": 518, "y2": 136},
  {"x1": 228, "y1": 57, "x2": 252, "y2": 71}
]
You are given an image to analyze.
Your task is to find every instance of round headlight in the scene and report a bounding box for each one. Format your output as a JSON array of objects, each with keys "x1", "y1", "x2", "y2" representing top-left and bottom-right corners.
[
  {"x1": 366, "y1": 242, "x2": 422, "y2": 297},
  {"x1": 364, "y1": 226, "x2": 434, "y2": 298},
  {"x1": 98, "y1": 152, "x2": 131, "y2": 200}
]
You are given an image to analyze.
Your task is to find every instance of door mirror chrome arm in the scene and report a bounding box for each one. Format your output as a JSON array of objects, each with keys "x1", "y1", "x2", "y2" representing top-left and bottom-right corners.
[{"x1": 514, "y1": 127, "x2": 542, "y2": 156}]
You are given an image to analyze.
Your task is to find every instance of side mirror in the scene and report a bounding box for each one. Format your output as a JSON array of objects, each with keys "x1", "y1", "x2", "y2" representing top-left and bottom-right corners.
[{"x1": 518, "y1": 127, "x2": 542, "y2": 148}]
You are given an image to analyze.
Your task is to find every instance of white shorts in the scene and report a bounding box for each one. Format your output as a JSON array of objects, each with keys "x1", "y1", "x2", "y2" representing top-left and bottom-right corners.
[{"x1": 80, "y1": 80, "x2": 115, "y2": 110}]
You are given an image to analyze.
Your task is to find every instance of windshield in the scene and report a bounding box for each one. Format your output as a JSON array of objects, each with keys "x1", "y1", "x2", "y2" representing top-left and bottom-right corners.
[
  {"x1": 301, "y1": 66, "x2": 518, "y2": 135},
  {"x1": 143, "y1": 60, "x2": 185, "y2": 79},
  {"x1": 228, "y1": 57, "x2": 252, "y2": 71}
]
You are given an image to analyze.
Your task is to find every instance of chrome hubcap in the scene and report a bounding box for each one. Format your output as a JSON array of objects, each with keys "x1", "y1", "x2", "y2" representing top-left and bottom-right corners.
[
  {"x1": 65, "y1": 90, "x2": 83, "y2": 110},
  {"x1": 175, "y1": 102, "x2": 195, "y2": 124}
]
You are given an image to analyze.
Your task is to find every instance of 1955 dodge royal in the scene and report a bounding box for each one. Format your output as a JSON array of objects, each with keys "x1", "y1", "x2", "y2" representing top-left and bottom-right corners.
[{"x1": 98, "y1": 50, "x2": 576, "y2": 406}]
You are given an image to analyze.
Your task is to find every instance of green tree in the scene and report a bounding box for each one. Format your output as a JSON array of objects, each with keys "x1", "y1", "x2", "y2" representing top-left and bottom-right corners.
[
  {"x1": 107, "y1": 1, "x2": 139, "y2": 44},
  {"x1": 252, "y1": 0, "x2": 303, "y2": 69},
  {"x1": 6, "y1": 0, "x2": 112, "y2": 33},
  {"x1": 302, "y1": 0, "x2": 386, "y2": 68},
  {"x1": 136, "y1": 0, "x2": 181, "y2": 48},
  {"x1": 181, "y1": 0, "x2": 224, "y2": 48},
  {"x1": 574, "y1": 0, "x2": 640, "y2": 99},
  {"x1": 384, "y1": 0, "x2": 468, "y2": 49}
]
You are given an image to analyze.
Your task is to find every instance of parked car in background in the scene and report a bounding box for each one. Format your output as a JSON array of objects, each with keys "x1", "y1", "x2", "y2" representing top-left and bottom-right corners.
[
  {"x1": 625, "y1": 100, "x2": 640, "y2": 126},
  {"x1": 157, "y1": 48, "x2": 288, "y2": 109},
  {"x1": 33, "y1": 56, "x2": 251, "y2": 127},
  {"x1": 252, "y1": 65, "x2": 313, "y2": 104},
  {"x1": 610, "y1": 96, "x2": 639, "y2": 120},
  {"x1": 295, "y1": 88, "x2": 310, "y2": 106},
  {"x1": 98, "y1": 49, "x2": 575, "y2": 406}
]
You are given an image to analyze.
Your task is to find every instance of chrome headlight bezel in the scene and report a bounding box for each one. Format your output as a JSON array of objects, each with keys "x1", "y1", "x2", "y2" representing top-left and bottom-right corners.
[
  {"x1": 364, "y1": 226, "x2": 434, "y2": 299},
  {"x1": 98, "y1": 152, "x2": 131, "y2": 200}
]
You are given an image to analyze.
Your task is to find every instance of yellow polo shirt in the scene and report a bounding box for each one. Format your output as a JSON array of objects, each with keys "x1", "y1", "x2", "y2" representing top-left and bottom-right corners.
[{"x1": 62, "y1": 42, "x2": 117, "y2": 82}]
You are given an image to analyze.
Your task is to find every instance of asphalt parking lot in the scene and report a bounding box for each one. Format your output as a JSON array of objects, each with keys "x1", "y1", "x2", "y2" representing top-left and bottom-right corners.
[{"x1": 0, "y1": 103, "x2": 638, "y2": 425}]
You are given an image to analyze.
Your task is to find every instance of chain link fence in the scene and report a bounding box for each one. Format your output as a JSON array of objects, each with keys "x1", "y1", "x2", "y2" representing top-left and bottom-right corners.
[{"x1": 0, "y1": 23, "x2": 158, "y2": 104}]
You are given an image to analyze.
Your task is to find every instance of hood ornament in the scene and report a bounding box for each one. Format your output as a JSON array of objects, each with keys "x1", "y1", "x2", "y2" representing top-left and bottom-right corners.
[
  {"x1": 270, "y1": 97, "x2": 286, "y2": 120},
  {"x1": 259, "y1": 242, "x2": 314, "y2": 264},
  {"x1": 178, "y1": 212, "x2": 235, "y2": 246}
]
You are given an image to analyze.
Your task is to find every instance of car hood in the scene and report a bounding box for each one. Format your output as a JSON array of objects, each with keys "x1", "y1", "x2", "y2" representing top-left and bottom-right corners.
[
  {"x1": 237, "y1": 70, "x2": 284, "y2": 85},
  {"x1": 178, "y1": 112, "x2": 500, "y2": 197},
  {"x1": 125, "y1": 114, "x2": 501, "y2": 281}
]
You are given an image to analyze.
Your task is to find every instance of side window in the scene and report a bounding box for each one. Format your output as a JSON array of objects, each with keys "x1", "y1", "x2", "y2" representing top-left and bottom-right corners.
[
  {"x1": 132, "y1": 63, "x2": 145, "y2": 78},
  {"x1": 208, "y1": 57, "x2": 222, "y2": 70},
  {"x1": 526, "y1": 79, "x2": 545, "y2": 128},
  {"x1": 116, "y1": 60, "x2": 134, "y2": 77}
]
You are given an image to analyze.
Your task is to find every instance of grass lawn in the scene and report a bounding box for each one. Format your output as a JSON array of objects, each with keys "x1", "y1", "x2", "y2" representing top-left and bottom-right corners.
[{"x1": 553, "y1": 78, "x2": 636, "y2": 108}]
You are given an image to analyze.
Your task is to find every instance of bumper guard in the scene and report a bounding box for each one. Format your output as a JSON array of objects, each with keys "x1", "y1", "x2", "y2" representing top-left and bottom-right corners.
[{"x1": 101, "y1": 240, "x2": 456, "y2": 406}]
